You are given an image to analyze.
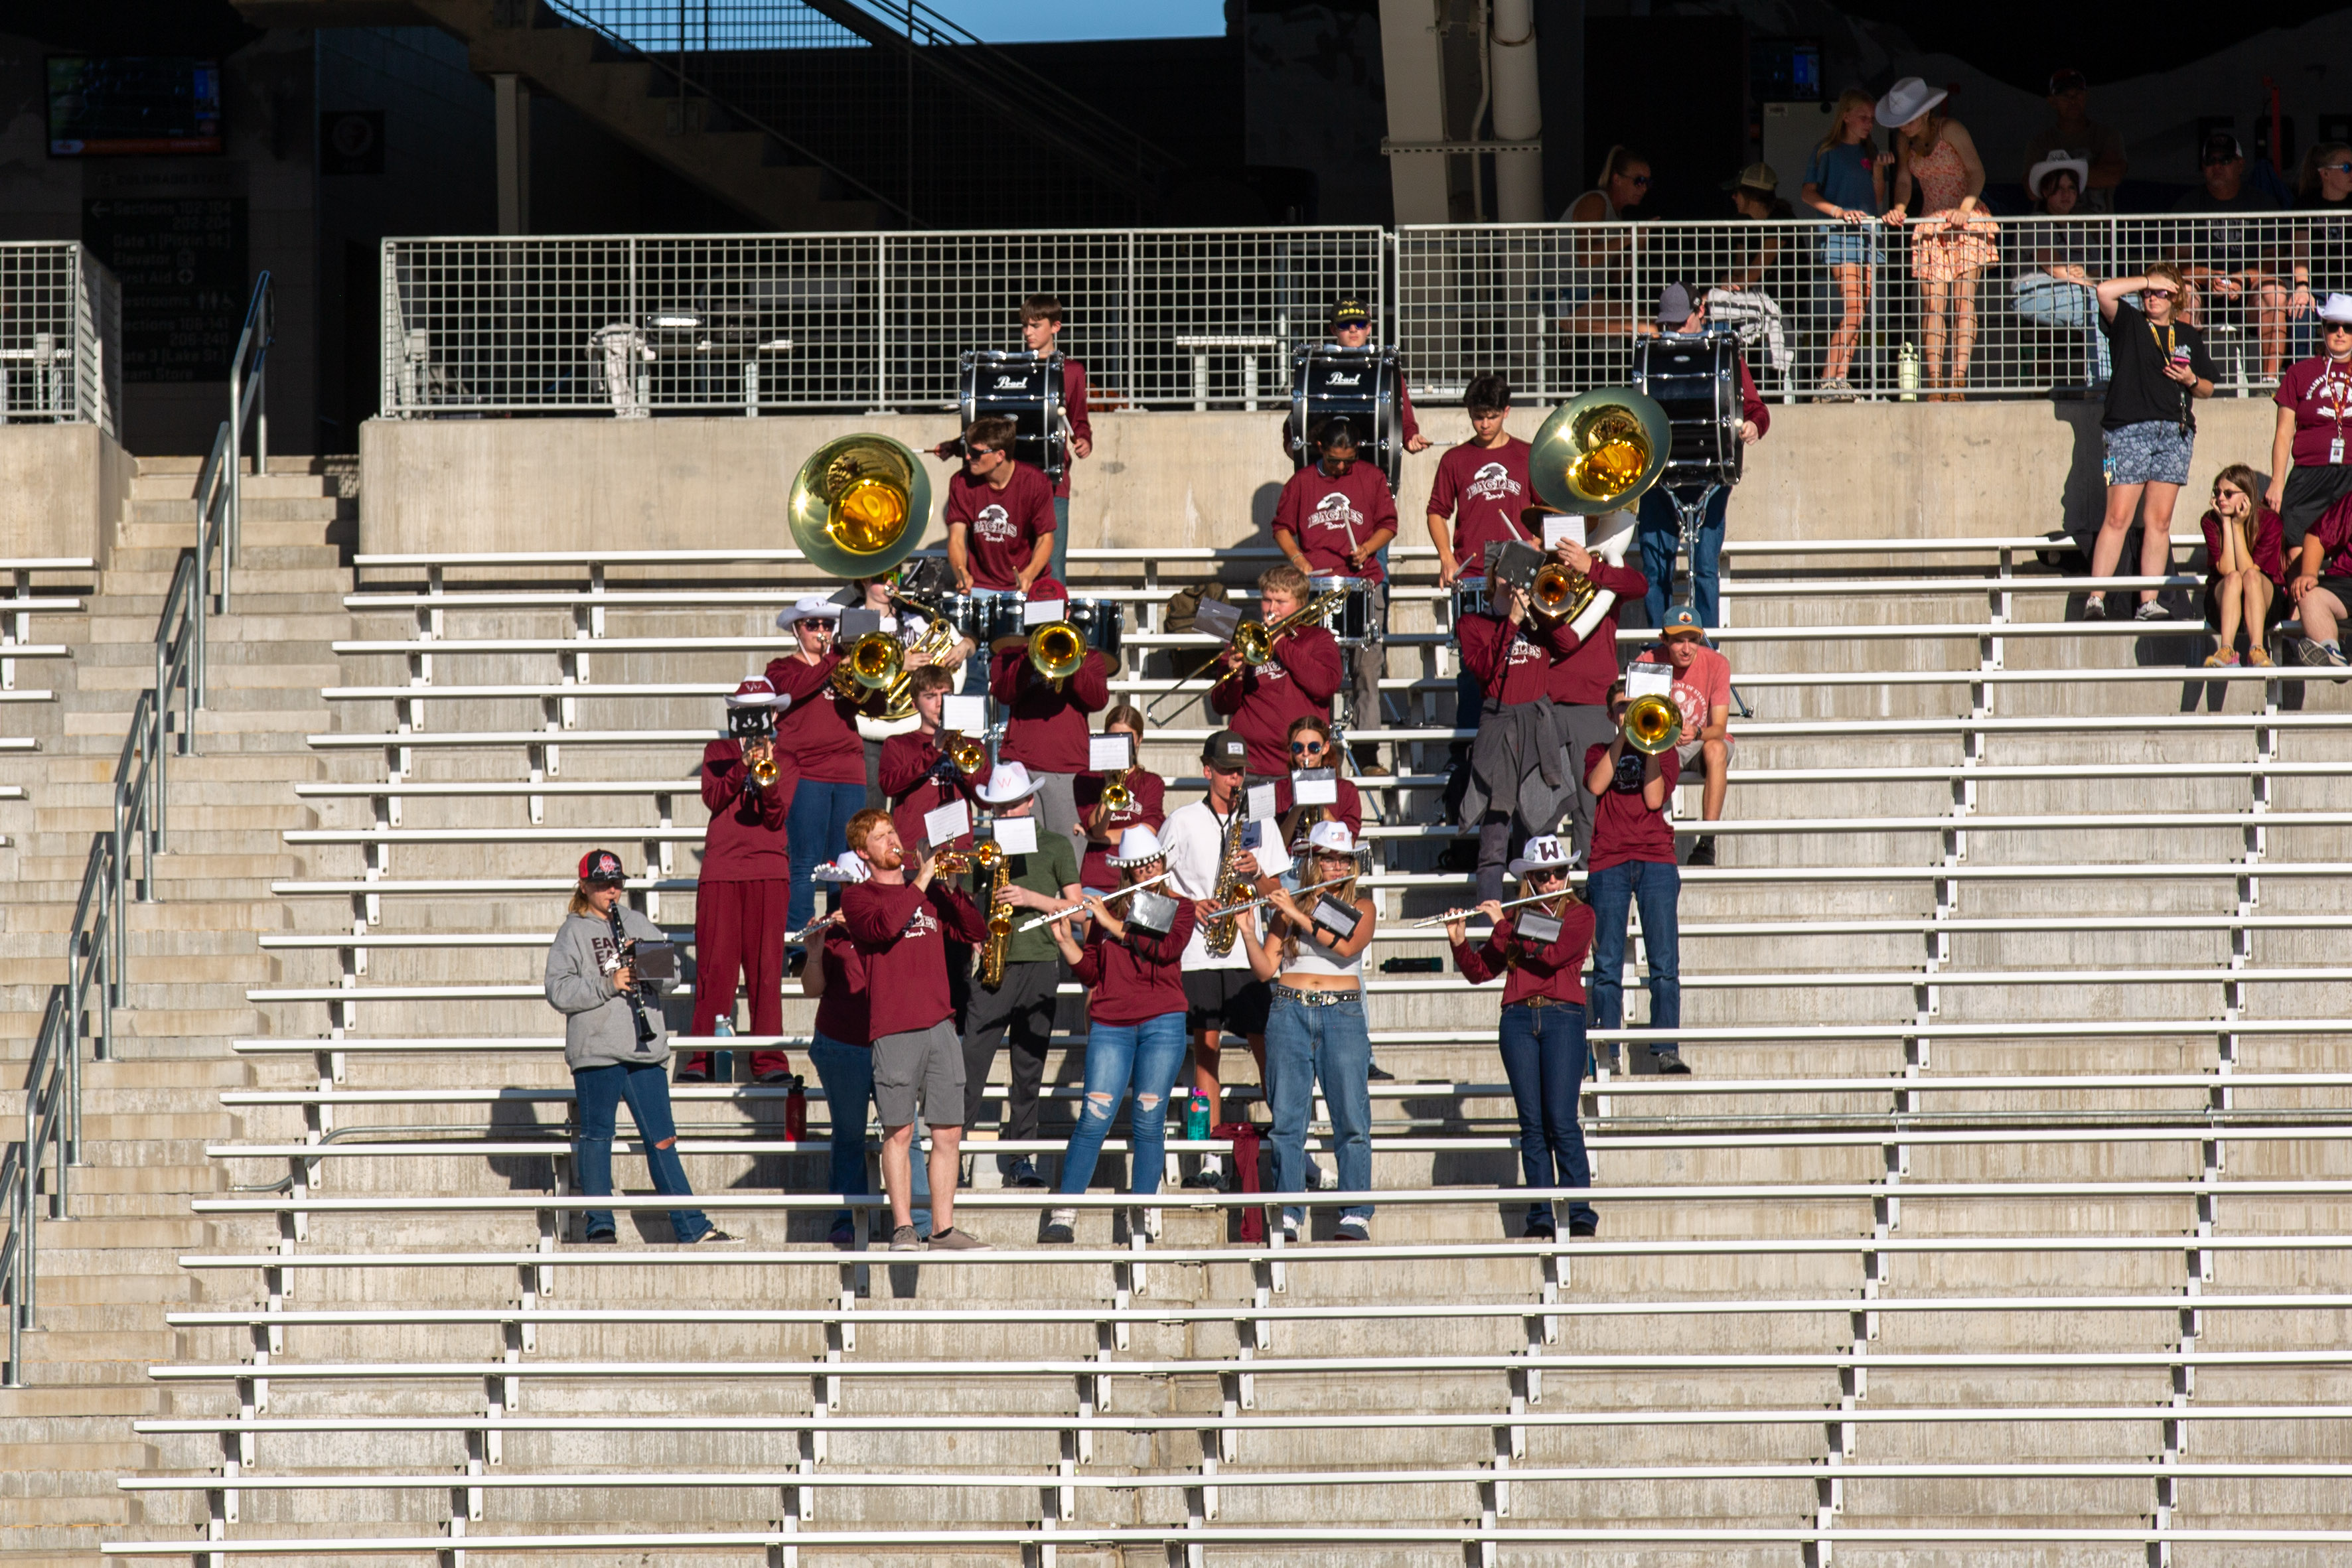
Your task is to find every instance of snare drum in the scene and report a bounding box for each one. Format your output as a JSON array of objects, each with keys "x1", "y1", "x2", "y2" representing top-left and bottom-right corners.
[
  {"x1": 941, "y1": 588, "x2": 1025, "y2": 646},
  {"x1": 1308, "y1": 575, "x2": 1377, "y2": 646},
  {"x1": 1063, "y1": 596, "x2": 1124, "y2": 668}
]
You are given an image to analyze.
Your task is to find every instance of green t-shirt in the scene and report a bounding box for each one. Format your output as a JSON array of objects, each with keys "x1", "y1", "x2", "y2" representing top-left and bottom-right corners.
[{"x1": 992, "y1": 827, "x2": 1080, "y2": 968}]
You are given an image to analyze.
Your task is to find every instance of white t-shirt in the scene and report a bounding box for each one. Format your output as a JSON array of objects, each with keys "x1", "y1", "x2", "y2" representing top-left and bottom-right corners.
[{"x1": 1161, "y1": 797, "x2": 1253, "y2": 971}]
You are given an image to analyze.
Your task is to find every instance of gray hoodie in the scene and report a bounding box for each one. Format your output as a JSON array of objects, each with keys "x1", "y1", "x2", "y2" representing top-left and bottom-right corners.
[{"x1": 546, "y1": 906, "x2": 672, "y2": 1072}]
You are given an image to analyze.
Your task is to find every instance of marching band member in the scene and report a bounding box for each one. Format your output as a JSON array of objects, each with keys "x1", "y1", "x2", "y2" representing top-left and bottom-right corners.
[
  {"x1": 1273, "y1": 420, "x2": 1399, "y2": 775},
  {"x1": 1429, "y1": 375, "x2": 1540, "y2": 796},
  {"x1": 1280, "y1": 296, "x2": 1430, "y2": 463},
  {"x1": 1584, "y1": 679, "x2": 1689, "y2": 1076},
  {"x1": 1546, "y1": 521, "x2": 1649, "y2": 861},
  {"x1": 1458, "y1": 575, "x2": 1578, "y2": 905},
  {"x1": 1163, "y1": 729, "x2": 1268, "y2": 1191},
  {"x1": 945, "y1": 413, "x2": 1056, "y2": 596},
  {"x1": 1037, "y1": 825, "x2": 1197, "y2": 1244},
  {"x1": 678, "y1": 677, "x2": 797, "y2": 1085},
  {"x1": 800, "y1": 849, "x2": 873, "y2": 1249},
  {"x1": 879, "y1": 664, "x2": 991, "y2": 857},
  {"x1": 851, "y1": 573, "x2": 974, "y2": 810},
  {"x1": 841, "y1": 808, "x2": 992, "y2": 1250},
  {"x1": 958, "y1": 762, "x2": 1082, "y2": 1190},
  {"x1": 766, "y1": 596, "x2": 865, "y2": 970},
  {"x1": 1242, "y1": 820, "x2": 1380, "y2": 1243},
  {"x1": 1208, "y1": 563, "x2": 1344, "y2": 780},
  {"x1": 1020, "y1": 293, "x2": 1092, "y2": 585},
  {"x1": 1076, "y1": 705, "x2": 1167, "y2": 893},
  {"x1": 990, "y1": 584, "x2": 1112, "y2": 846},
  {"x1": 1272, "y1": 714, "x2": 1362, "y2": 842},
  {"x1": 1441, "y1": 834, "x2": 1600, "y2": 1240}
]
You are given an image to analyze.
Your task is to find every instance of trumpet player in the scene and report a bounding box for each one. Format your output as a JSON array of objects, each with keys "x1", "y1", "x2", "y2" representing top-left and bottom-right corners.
[
  {"x1": 1208, "y1": 563, "x2": 1344, "y2": 779},
  {"x1": 960, "y1": 762, "x2": 1083, "y2": 1192},
  {"x1": 854, "y1": 573, "x2": 974, "y2": 810},
  {"x1": 881, "y1": 665, "x2": 992, "y2": 858},
  {"x1": 767, "y1": 596, "x2": 865, "y2": 969},
  {"x1": 1583, "y1": 679, "x2": 1689, "y2": 1076},
  {"x1": 1077, "y1": 705, "x2": 1166, "y2": 893},
  {"x1": 1457, "y1": 575, "x2": 1580, "y2": 906},
  {"x1": 679, "y1": 677, "x2": 799, "y2": 1084},
  {"x1": 990, "y1": 587, "x2": 1111, "y2": 849}
]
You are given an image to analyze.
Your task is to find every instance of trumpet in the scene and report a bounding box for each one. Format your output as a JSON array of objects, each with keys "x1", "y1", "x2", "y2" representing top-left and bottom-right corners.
[
  {"x1": 1096, "y1": 768, "x2": 1134, "y2": 815},
  {"x1": 747, "y1": 751, "x2": 780, "y2": 790},
  {"x1": 1027, "y1": 620, "x2": 1086, "y2": 685},
  {"x1": 945, "y1": 733, "x2": 987, "y2": 774},
  {"x1": 1621, "y1": 693, "x2": 1683, "y2": 755}
]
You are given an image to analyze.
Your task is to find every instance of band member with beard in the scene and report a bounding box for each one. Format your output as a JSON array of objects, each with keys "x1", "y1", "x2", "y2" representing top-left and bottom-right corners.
[
  {"x1": 1208, "y1": 563, "x2": 1344, "y2": 780},
  {"x1": 1272, "y1": 420, "x2": 1398, "y2": 774},
  {"x1": 841, "y1": 808, "x2": 993, "y2": 1250}
]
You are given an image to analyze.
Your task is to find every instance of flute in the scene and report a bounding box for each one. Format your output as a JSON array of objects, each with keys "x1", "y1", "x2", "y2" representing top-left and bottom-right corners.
[
  {"x1": 1013, "y1": 869, "x2": 1176, "y2": 932},
  {"x1": 1201, "y1": 873, "x2": 1355, "y2": 923},
  {"x1": 1410, "y1": 889, "x2": 1570, "y2": 928}
]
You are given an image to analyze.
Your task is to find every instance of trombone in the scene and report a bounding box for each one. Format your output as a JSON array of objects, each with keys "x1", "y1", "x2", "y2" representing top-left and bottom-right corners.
[{"x1": 1024, "y1": 619, "x2": 1087, "y2": 687}]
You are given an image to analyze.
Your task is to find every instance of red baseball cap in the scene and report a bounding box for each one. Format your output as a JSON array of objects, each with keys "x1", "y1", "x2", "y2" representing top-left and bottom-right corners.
[{"x1": 578, "y1": 848, "x2": 626, "y2": 883}]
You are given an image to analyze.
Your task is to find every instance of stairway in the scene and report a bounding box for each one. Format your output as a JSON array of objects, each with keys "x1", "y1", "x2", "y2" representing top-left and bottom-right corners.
[{"x1": 0, "y1": 459, "x2": 354, "y2": 1565}]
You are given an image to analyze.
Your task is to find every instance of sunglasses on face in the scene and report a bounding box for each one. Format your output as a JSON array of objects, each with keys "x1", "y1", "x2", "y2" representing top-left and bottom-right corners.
[
  {"x1": 1289, "y1": 740, "x2": 1327, "y2": 754},
  {"x1": 1625, "y1": 174, "x2": 1653, "y2": 186},
  {"x1": 2144, "y1": 288, "x2": 2177, "y2": 300},
  {"x1": 2327, "y1": 163, "x2": 2352, "y2": 175},
  {"x1": 966, "y1": 445, "x2": 999, "y2": 459}
]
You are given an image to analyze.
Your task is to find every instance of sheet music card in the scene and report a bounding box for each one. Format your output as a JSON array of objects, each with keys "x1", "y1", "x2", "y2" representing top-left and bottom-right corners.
[
  {"x1": 1022, "y1": 597, "x2": 1066, "y2": 628},
  {"x1": 1515, "y1": 910, "x2": 1564, "y2": 946},
  {"x1": 941, "y1": 696, "x2": 988, "y2": 735},
  {"x1": 1542, "y1": 515, "x2": 1584, "y2": 551},
  {"x1": 1245, "y1": 782, "x2": 1280, "y2": 822},
  {"x1": 1290, "y1": 768, "x2": 1339, "y2": 806},
  {"x1": 1089, "y1": 734, "x2": 1134, "y2": 772},
  {"x1": 922, "y1": 799, "x2": 971, "y2": 848},
  {"x1": 987, "y1": 815, "x2": 1039, "y2": 857},
  {"x1": 1627, "y1": 664, "x2": 1675, "y2": 701},
  {"x1": 1240, "y1": 820, "x2": 1292, "y2": 880}
]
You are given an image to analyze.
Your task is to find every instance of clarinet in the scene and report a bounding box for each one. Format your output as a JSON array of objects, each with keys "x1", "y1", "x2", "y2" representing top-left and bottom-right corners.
[{"x1": 607, "y1": 904, "x2": 658, "y2": 1049}]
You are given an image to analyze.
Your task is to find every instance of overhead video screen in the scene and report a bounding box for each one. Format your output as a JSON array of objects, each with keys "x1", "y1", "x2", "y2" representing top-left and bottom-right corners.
[{"x1": 48, "y1": 57, "x2": 225, "y2": 157}]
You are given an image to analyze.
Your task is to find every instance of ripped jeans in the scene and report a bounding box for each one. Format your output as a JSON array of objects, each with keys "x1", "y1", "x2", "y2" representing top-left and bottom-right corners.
[{"x1": 1055, "y1": 1011, "x2": 1190, "y2": 1197}]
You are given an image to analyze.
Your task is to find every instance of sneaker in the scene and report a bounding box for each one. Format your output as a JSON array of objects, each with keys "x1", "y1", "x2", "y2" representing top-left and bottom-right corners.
[
  {"x1": 891, "y1": 1224, "x2": 924, "y2": 1252},
  {"x1": 2134, "y1": 599, "x2": 2170, "y2": 622},
  {"x1": 1279, "y1": 1214, "x2": 1301, "y2": 1242},
  {"x1": 1685, "y1": 835, "x2": 1716, "y2": 868},
  {"x1": 1004, "y1": 1159, "x2": 1049, "y2": 1189},
  {"x1": 2081, "y1": 593, "x2": 2106, "y2": 620},
  {"x1": 1366, "y1": 1060, "x2": 1395, "y2": 1082},
  {"x1": 826, "y1": 1218, "x2": 857, "y2": 1249},
  {"x1": 1568, "y1": 1216, "x2": 1600, "y2": 1239},
  {"x1": 2300, "y1": 637, "x2": 2351, "y2": 668},
  {"x1": 1653, "y1": 1050, "x2": 1693, "y2": 1076},
  {"x1": 1039, "y1": 1208, "x2": 1076, "y2": 1245},
  {"x1": 683, "y1": 1226, "x2": 739, "y2": 1245},
  {"x1": 927, "y1": 1226, "x2": 991, "y2": 1251},
  {"x1": 1333, "y1": 1217, "x2": 1371, "y2": 1244},
  {"x1": 1522, "y1": 1212, "x2": 1557, "y2": 1241},
  {"x1": 581, "y1": 1228, "x2": 617, "y2": 1246}
]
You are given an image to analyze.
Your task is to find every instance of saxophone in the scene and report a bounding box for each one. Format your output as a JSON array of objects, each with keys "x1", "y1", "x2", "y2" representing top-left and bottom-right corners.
[
  {"x1": 974, "y1": 840, "x2": 1012, "y2": 989},
  {"x1": 1201, "y1": 806, "x2": 1254, "y2": 959}
]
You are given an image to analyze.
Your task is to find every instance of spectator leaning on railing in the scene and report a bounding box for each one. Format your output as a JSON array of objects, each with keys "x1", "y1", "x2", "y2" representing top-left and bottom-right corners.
[
  {"x1": 2173, "y1": 132, "x2": 2287, "y2": 386},
  {"x1": 2265, "y1": 294, "x2": 2352, "y2": 590},
  {"x1": 2021, "y1": 68, "x2": 2126, "y2": 214},
  {"x1": 2014, "y1": 157, "x2": 2112, "y2": 388},
  {"x1": 2199, "y1": 463, "x2": 2285, "y2": 668},
  {"x1": 1801, "y1": 89, "x2": 1885, "y2": 401},
  {"x1": 1879, "y1": 76, "x2": 1998, "y2": 402},
  {"x1": 2086, "y1": 266, "x2": 2215, "y2": 622}
]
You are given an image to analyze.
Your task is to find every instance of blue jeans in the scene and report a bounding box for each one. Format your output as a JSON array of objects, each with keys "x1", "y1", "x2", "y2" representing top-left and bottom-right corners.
[
  {"x1": 1050, "y1": 495, "x2": 1070, "y2": 586},
  {"x1": 1265, "y1": 991, "x2": 1374, "y2": 1227},
  {"x1": 2013, "y1": 275, "x2": 2112, "y2": 384},
  {"x1": 785, "y1": 780, "x2": 866, "y2": 938},
  {"x1": 1499, "y1": 1002, "x2": 1597, "y2": 1230},
  {"x1": 572, "y1": 1060, "x2": 709, "y2": 1241},
  {"x1": 1057, "y1": 1011, "x2": 1189, "y2": 1197},
  {"x1": 1585, "y1": 859, "x2": 1682, "y2": 1067},
  {"x1": 1637, "y1": 485, "x2": 1727, "y2": 632},
  {"x1": 807, "y1": 1034, "x2": 873, "y2": 1234}
]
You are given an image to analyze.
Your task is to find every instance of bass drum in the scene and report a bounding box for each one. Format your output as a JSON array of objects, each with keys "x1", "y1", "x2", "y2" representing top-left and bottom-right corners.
[
  {"x1": 960, "y1": 350, "x2": 1067, "y2": 484},
  {"x1": 1631, "y1": 331, "x2": 1743, "y2": 488},
  {"x1": 1289, "y1": 344, "x2": 1401, "y2": 488}
]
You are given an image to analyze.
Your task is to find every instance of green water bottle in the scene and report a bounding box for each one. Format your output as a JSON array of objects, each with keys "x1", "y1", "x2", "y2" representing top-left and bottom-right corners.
[{"x1": 1185, "y1": 1090, "x2": 1211, "y2": 1141}]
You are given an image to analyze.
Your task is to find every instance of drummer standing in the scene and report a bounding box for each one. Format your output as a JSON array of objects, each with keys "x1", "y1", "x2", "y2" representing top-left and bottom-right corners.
[
  {"x1": 1281, "y1": 297, "x2": 1433, "y2": 461},
  {"x1": 1427, "y1": 373, "x2": 1540, "y2": 808},
  {"x1": 1019, "y1": 295, "x2": 1092, "y2": 587},
  {"x1": 1273, "y1": 421, "x2": 1400, "y2": 776},
  {"x1": 944, "y1": 413, "x2": 1058, "y2": 693},
  {"x1": 1634, "y1": 283, "x2": 1768, "y2": 631}
]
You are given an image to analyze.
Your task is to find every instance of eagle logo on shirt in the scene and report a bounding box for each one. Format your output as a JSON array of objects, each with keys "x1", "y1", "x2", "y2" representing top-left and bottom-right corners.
[
  {"x1": 1465, "y1": 461, "x2": 1522, "y2": 501},
  {"x1": 1309, "y1": 492, "x2": 1364, "y2": 530},
  {"x1": 973, "y1": 503, "x2": 1018, "y2": 543},
  {"x1": 900, "y1": 904, "x2": 942, "y2": 941},
  {"x1": 2306, "y1": 372, "x2": 2352, "y2": 423}
]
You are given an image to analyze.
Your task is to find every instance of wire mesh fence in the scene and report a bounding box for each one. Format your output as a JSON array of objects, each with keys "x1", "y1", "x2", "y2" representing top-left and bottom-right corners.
[
  {"x1": 0, "y1": 243, "x2": 119, "y2": 435},
  {"x1": 380, "y1": 230, "x2": 1387, "y2": 416},
  {"x1": 1399, "y1": 214, "x2": 2352, "y2": 404}
]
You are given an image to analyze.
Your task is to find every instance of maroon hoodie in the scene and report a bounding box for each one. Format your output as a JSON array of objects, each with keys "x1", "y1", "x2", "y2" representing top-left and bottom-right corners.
[{"x1": 1070, "y1": 896, "x2": 1197, "y2": 1025}]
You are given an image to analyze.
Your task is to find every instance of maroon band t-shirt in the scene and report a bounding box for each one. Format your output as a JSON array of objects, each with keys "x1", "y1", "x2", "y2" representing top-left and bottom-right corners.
[
  {"x1": 946, "y1": 462, "x2": 1057, "y2": 589},
  {"x1": 1272, "y1": 462, "x2": 1399, "y2": 583},
  {"x1": 1584, "y1": 743, "x2": 1680, "y2": 871},
  {"x1": 1429, "y1": 437, "x2": 1537, "y2": 577}
]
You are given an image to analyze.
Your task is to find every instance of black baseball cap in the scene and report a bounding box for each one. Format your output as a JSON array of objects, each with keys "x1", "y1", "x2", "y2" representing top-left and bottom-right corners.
[
  {"x1": 1203, "y1": 730, "x2": 1250, "y2": 770},
  {"x1": 579, "y1": 848, "x2": 626, "y2": 884},
  {"x1": 2201, "y1": 130, "x2": 2245, "y2": 165},
  {"x1": 2047, "y1": 68, "x2": 2088, "y2": 96},
  {"x1": 1330, "y1": 297, "x2": 1371, "y2": 326}
]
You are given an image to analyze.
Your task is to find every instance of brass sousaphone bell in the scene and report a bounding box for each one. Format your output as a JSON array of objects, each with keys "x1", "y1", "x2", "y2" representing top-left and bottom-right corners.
[
  {"x1": 786, "y1": 433, "x2": 933, "y2": 579},
  {"x1": 1522, "y1": 386, "x2": 1674, "y2": 628}
]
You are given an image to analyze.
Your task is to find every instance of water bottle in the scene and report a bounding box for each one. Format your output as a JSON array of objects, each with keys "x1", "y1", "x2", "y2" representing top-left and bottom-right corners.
[
  {"x1": 711, "y1": 1017, "x2": 734, "y2": 1084},
  {"x1": 1897, "y1": 341, "x2": 1920, "y2": 402},
  {"x1": 1185, "y1": 1090, "x2": 1211, "y2": 1141},
  {"x1": 784, "y1": 1074, "x2": 808, "y2": 1141}
]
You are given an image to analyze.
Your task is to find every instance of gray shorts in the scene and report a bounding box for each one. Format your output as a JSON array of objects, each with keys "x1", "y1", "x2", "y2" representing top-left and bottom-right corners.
[{"x1": 871, "y1": 1020, "x2": 964, "y2": 1129}]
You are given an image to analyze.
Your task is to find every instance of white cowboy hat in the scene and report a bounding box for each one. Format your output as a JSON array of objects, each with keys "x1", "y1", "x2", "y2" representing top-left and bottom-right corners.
[
  {"x1": 1507, "y1": 834, "x2": 1578, "y2": 879},
  {"x1": 2320, "y1": 293, "x2": 2352, "y2": 326},
  {"x1": 974, "y1": 760, "x2": 1039, "y2": 807},
  {"x1": 1304, "y1": 820, "x2": 1365, "y2": 857},
  {"x1": 2026, "y1": 155, "x2": 2089, "y2": 200},
  {"x1": 1108, "y1": 825, "x2": 1166, "y2": 867},
  {"x1": 775, "y1": 595, "x2": 843, "y2": 631},
  {"x1": 1874, "y1": 76, "x2": 1948, "y2": 130},
  {"x1": 811, "y1": 849, "x2": 870, "y2": 884},
  {"x1": 725, "y1": 676, "x2": 784, "y2": 709}
]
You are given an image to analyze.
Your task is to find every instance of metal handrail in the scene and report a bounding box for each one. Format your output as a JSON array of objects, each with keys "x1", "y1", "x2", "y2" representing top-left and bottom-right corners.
[{"x1": 224, "y1": 273, "x2": 272, "y2": 606}]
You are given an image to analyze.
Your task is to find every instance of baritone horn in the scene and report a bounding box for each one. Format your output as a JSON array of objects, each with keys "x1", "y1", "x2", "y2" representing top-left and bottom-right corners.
[
  {"x1": 1621, "y1": 693, "x2": 1683, "y2": 755},
  {"x1": 786, "y1": 434, "x2": 933, "y2": 578},
  {"x1": 828, "y1": 629, "x2": 905, "y2": 699}
]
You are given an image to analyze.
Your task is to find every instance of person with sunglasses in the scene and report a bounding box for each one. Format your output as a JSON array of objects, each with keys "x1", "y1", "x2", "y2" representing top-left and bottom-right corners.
[
  {"x1": 1440, "y1": 834, "x2": 1600, "y2": 1240},
  {"x1": 1278, "y1": 297, "x2": 1430, "y2": 465},
  {"x1": 942, "y1": 413, "x2": 1057, "y2": 695},
  {"x1": 1271, "y1": 715, "x2": 1363, "y2": 845},
  {"x1": 2199, "y1": 463, "x2": 2286, "y2": 668},
  {"x1": 2085, "y1": 267, "x2": 2216, "y2": 621},
  {"x1": 2265, "y1": 295, "x2": 2352, "y2": 652},
  {"x1": 1272, "y1": 419, "x2": 1399, "y2": 774},
  {"x1": 2285, "y1": 142, "x2": 2352, "y2": 356}
]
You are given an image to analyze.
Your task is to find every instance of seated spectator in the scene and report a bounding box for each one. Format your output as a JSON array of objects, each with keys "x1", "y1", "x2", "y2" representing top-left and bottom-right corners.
[
  {"x1": 2014, "y1": 157, "x2": 2112, "y2": 388},
  {"x1": 2199, "y1": 463, "x2": 2285, "y2": 668},
  {"x1": 1708, "y1": 163, "x2": 1793, "y2": 378},
  {"x1": 2173, "y1": 131, "x2": 2288, "y2": 384},
  {"x1": 1880, "y1": 77, "x2": 1998, "y2": 401},
  {"x1": 1801, "y1": 89, "x2": 1885, "y2": 400},
  {"x1": 1552, "y1": 145, "x2": 1651, "y2": 338},
  {"x1": 2020, "y1": 68, "x2": 2126, "y2": 212},
  {"x1": 2286, "y1": 489, "x2": 2352, "y2": 669},
  {"x1": 1631, "y1": 607, "x2": 1733, "y2": 865}
]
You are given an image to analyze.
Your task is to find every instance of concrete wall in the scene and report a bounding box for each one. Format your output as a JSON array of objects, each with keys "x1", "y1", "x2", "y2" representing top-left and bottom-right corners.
[
  {"x1": 358, "y1": 397, "x2": 2282, "y2": 557},
  {"x1": 0, "y1": 424, "x2": 132, "y2": 565}
]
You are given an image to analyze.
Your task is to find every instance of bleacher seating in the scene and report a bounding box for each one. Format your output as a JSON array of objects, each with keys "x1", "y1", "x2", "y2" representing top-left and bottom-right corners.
[{"x1": 105, "y1": 531, "x2": 2352, "y2": 1561}]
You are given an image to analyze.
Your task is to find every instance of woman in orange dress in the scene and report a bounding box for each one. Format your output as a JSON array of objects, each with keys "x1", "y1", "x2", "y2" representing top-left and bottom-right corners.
[{"x1": 1879, "y1": 77, "x2": 1999, "y2": 401}]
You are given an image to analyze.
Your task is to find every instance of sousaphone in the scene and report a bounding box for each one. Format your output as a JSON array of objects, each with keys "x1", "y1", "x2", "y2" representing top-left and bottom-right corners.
[{"x1": 786, "y1": 434, "x2": 932, "y2": 579}]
